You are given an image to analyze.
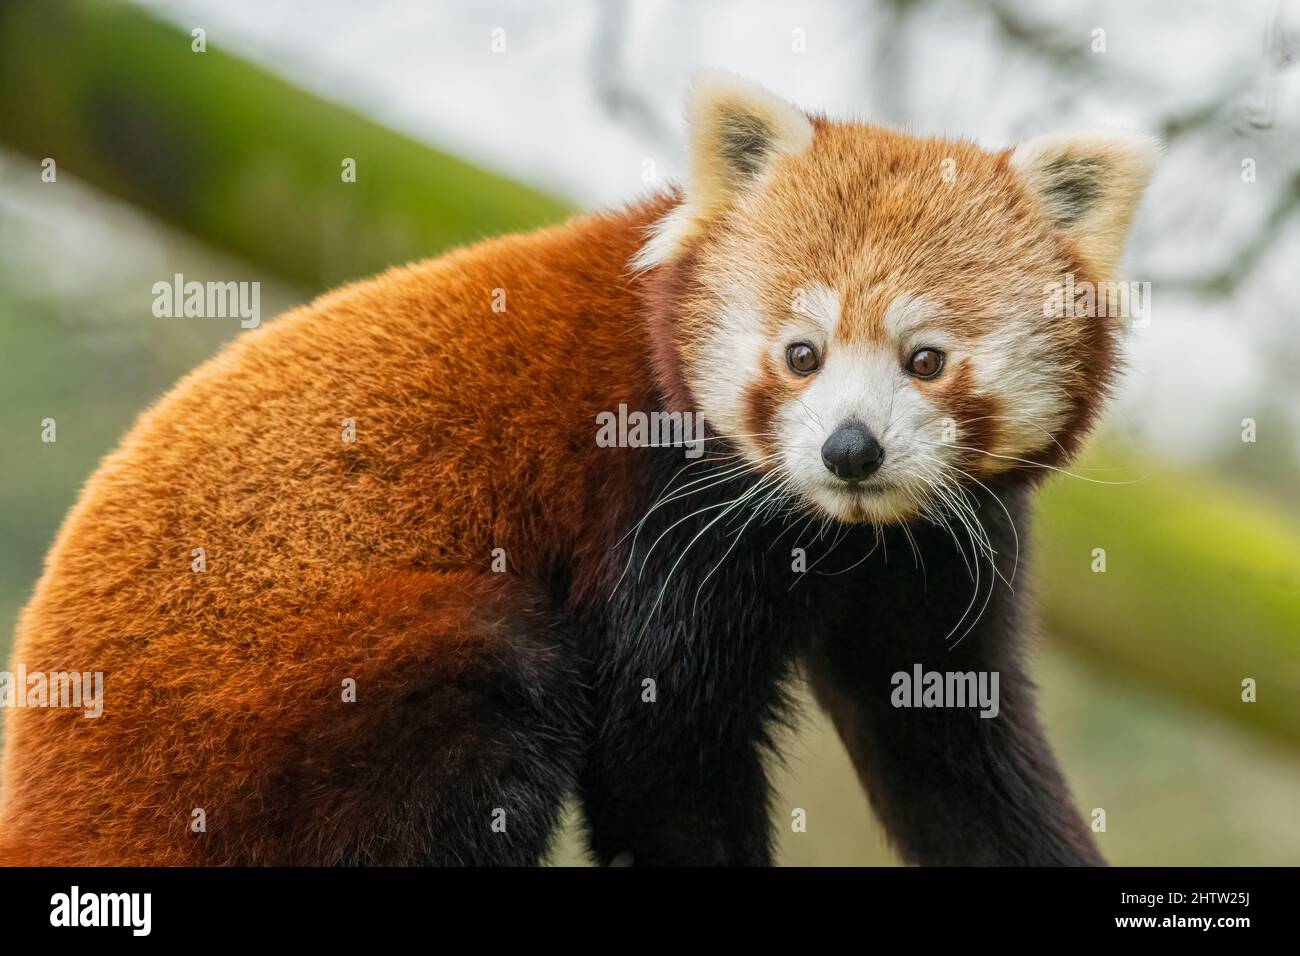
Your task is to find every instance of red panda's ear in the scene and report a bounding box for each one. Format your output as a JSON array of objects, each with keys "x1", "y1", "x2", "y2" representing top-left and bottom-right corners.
[
  {"x1": 685, "y1": 71, "x2": 813, "y2": 209},
  {"x1": 1010, "y1": 130, "x2": 1160, "y2": 279},
  {"x1": 634, "y1": 72, "x2": 812, "y2": 270}
]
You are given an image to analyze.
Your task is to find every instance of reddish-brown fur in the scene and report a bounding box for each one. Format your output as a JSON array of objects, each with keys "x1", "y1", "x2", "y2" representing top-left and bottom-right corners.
[{"x1": 0, "y1": 196, "x2": 673, "y2": 864}]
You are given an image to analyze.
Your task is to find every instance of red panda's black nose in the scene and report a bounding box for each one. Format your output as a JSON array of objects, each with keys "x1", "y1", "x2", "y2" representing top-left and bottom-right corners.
[{"x1": 821, "y1": 423, "x2": 885, "y2": 481}]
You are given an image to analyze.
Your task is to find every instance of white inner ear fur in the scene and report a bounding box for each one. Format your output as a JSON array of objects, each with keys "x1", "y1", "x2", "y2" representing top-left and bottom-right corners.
[
  {"x1": 1010, "y1": 129, "x2": 1159, "y2": 279},
  {"x1": 633, "y1": 72, "x2": 813, "y2": 271}
]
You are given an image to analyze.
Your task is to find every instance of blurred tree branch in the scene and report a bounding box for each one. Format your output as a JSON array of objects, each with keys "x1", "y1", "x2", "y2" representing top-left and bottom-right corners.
[
  {"x1": 981, "y1": 0, "x2": 1299, "y2": 299},
  {"x1": 591, "y1": 0, "x2": 676, "y2": 147},
  {"x1": 1155, "y1": 170, "x2": 1300, "y2": 298},
  {"x1": 0, "y1": 0, "x2": 571, "y2": 290}
]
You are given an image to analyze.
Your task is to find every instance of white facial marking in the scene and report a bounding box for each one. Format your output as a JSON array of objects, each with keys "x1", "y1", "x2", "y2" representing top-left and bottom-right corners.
[
  {"x1": 694, "y1": 287, "x2": 766, "y2": 447},
  {"x1": 883, "y1": 293, "x2": 948, "y2": 346},
  {"x1": 792, "y1": 283, "x2": 841, "y2": 336},
  {"x1": 887, "y1": 292, "x2": 1072, "y2": 459},
  {"x1": 965, "y1": 295, "x2": 1072, "y2": 456}
]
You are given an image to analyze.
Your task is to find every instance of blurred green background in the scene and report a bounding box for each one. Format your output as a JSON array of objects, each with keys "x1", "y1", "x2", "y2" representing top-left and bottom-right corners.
[{"x1": 1, "y1": 0, "x2": 1297, "y2": 865}]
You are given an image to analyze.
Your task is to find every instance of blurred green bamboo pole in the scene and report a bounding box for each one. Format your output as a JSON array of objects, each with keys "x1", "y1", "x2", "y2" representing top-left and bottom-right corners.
[
  {"x1": 1035, "y1": 452, "x2": 1300, "y2": 747},
  {"x1": 2, "y1": 1, "x2": 1297, "y2": 747},
  {"x1": 0, "y1": 0, "x2": 570, "y2": 290}
]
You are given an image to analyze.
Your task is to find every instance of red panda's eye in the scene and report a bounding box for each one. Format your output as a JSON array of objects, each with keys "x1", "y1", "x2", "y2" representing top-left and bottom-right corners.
[
  {"x1": 906, "y1": 348, "x2": 944, "y2": 379},
  {"x1": 786, "y1": 343, "x2": 819, "y2": 376}
]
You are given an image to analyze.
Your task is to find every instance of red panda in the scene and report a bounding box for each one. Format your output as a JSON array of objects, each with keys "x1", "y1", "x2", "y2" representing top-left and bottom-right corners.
[{"x1": 0, "y1": 73, "x2": 1155, "y2": 865}]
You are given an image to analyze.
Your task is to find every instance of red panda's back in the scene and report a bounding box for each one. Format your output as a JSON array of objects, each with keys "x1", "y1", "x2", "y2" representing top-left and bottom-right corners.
[{"x1": 0, "y1": 197, "x2": 667, "y2": 863}]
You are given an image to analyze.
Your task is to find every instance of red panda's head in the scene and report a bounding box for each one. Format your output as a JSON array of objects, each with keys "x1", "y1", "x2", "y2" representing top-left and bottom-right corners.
[{"x1": 639, "y1": 73, "x2": 1158, "y2": 524}]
